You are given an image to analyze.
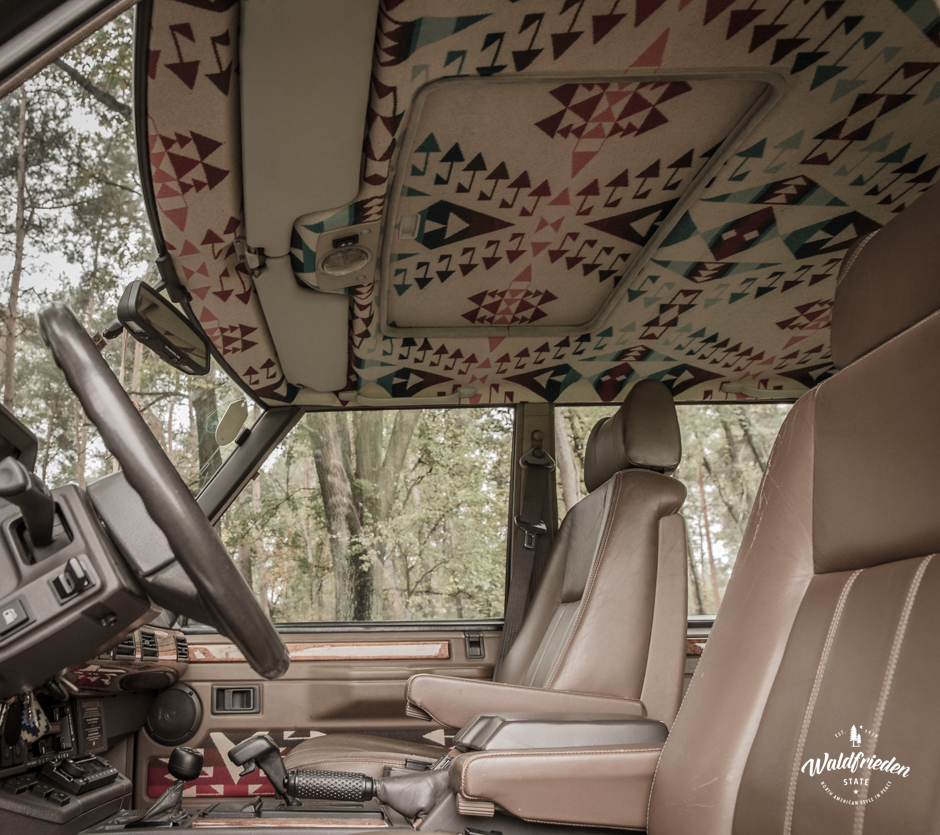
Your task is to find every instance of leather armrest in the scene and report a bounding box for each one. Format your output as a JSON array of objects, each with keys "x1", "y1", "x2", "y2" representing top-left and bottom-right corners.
[
  {"x1": 455, "y1": 712, "x2": 667, "y2": 751},
  {"x1": 449, "y1": 743, "x2": 664, "y2": 829},
  {"x1": 404, "y1": 674, "x2": 646, "y2": 730}
]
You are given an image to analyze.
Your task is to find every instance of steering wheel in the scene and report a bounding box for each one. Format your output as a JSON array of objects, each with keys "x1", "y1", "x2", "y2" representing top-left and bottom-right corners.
[{"x1": 37, "y1": 302, "x2": 289, "y2": 680}]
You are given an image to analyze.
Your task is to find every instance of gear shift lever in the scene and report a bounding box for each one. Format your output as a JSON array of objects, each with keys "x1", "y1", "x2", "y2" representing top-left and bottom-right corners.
[
  {"x1": 228, "y1": 735, "x2": 300, "y2": 806},
  {"x1": 136, "y1": 746, "x2": 203, "y2": 826}
]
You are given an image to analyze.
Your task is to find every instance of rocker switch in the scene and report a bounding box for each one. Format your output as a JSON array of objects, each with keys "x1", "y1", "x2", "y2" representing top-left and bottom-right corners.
[{"x1": 52, "y1": 558, "x2": 92, "y2": 602}]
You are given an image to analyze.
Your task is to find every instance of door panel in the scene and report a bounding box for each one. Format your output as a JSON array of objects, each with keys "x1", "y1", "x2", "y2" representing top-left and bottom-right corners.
[{"x1": 135, "y1": 627, "x2": 499, "y2": 807}]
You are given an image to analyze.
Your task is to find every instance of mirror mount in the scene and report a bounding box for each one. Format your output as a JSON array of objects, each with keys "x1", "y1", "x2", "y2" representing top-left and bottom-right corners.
[{"x1": 116, "y1": 281, "x2": 212, "y2": 376}]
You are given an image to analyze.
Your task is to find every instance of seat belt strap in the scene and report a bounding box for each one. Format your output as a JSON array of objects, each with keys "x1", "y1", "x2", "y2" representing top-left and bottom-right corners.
[{"x1": 494, "y1": 447, "x2": 555, "y2": 676}]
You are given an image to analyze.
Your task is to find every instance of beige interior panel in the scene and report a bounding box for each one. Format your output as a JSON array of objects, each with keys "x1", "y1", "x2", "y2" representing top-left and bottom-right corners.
[
  {"x1": 252, "y1": 255, "x2": 349, "y2": 392},
  {"x1": 382, "y1": 74, "x2": 772, "y2": 335},
  {"x1": 134, "y1": 629, "x2": 499, "y2": 808},
  {"x1": 240, "y1": 0, "x2": 379, "y2": 256}
]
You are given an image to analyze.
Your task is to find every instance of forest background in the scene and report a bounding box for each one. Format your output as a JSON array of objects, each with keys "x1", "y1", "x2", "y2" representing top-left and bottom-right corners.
[{"x1": 0, "y1": 12, "x2": 787, "y2": 625}]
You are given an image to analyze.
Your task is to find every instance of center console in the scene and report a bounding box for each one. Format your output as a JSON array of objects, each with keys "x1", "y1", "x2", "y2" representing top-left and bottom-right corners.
[{"x1": 82, "y1": 713, "x2": 668, "y2": 834}]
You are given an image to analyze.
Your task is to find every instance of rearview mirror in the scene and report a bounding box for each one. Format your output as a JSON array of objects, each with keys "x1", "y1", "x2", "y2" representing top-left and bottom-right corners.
[{"x1": 117, "y1": 281, "x2": 211, "y2": 375}]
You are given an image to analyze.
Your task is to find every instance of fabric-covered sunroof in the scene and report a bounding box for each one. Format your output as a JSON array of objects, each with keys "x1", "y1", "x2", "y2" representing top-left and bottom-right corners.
[{"x1": 145, "y1": 0, "x2": 940, "y2": 406}]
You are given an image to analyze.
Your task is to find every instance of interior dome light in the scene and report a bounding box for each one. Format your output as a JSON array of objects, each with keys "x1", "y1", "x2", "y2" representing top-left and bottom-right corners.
[{"x1": 321, "y1": 245, "x2": 371, "y2": 276}]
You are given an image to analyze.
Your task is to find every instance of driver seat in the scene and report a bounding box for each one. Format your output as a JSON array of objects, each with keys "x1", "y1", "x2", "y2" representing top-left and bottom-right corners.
[
  {"x1": 445, "y1": 185, "x2": 940, "y2": 833},
  {"x1": 654, "y1": 182, "x2": 940, "y2": 832}
]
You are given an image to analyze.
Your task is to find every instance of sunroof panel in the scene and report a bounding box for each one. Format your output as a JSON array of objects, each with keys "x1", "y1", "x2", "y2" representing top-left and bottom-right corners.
[{"x1": 383, "y1": 75, "x2": 770, "y2": 334}]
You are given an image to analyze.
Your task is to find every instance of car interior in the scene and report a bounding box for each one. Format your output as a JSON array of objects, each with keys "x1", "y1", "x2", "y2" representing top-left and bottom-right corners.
[{"x1": 0, "y1": 0, "x2": 938, "y2": 834}]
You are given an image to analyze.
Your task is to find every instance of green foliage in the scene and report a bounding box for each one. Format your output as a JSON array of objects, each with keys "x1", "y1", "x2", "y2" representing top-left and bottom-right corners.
[
  {"x1": 0, "y1": 11, "x2": 791, "y2": 632},
  {"x1": 0, "y1": 13, "x2": 243, "y2": 493},
  {"x1": 219, "y1": 407, "x2": 512, "y2": 623}
]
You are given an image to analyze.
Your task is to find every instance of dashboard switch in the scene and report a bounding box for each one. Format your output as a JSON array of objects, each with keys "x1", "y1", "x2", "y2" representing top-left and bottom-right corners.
[
  {"x1": 0, "y1": 598, "x2": 29, "y2": 636},
  {"x1": 51, "y1": 558, "x2": 93, "y2": 602}
]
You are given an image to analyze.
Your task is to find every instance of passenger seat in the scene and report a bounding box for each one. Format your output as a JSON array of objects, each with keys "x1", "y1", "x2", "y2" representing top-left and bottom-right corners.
[{"x1": 285, "y1": 380, "x2": 689, "y2": 778}]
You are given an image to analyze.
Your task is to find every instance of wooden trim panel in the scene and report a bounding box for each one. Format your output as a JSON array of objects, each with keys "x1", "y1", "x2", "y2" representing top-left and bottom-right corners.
[
  {"x1": 191, "y1": 819, "x2": 388, "y2": 828},
  {"x1": 189, "y1": 640, "x2": 451, "y2": 663}
]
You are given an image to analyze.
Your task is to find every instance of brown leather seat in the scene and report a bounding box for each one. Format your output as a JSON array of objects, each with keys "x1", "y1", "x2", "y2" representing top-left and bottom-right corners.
[
  {"x1": 446, "y1": 183, "x2": 940, "y2": 832},
  {"x1": 286, "y1": 380, "x2": 689, "y2": 777},
  {"x1": 648, "y1": 182, "x2": 940, "y2": 835}
]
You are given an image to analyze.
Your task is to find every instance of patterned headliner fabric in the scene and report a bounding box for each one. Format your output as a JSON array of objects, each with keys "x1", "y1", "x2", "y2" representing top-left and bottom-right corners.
[
  {"x1": 146, "y1": 0, "x2": 940, "y2": 405},
  {"x1": 384, "y1": 76, "x2": 768, "y2": 329}
]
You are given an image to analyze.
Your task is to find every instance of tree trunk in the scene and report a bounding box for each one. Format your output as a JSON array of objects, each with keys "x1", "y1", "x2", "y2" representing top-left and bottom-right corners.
[
  {"x1": 4, "y1": 89, "x2": 28, "y2": 408},
  {"x1": 236, "y1": 539, "x2": 253, "y2": 586},
  {"x1": 378, "y1": 410, "x2": 421, "y2": 520},
  {"x1": 687, "y1": 536, "x2": 705, "y2": 615},
  {"x1": 166, "y1": 398, "x2": 175, "y2": 464},
  {"x1": 697, "y1": 461, "x2": 722, "y2": 610},
  {"x1": 554, "y1": 409, "x2": 582, "y2": 512},
  {"x1": 77, "y1": 246, "x2": 99, "y2": 483},
  {"x1": 734, "y1": 405, "x2": 766, "y2": 472},
  {"x1": 251, "y1": 475, "x2": 270, "y2": 617},
  {"x1": 311, "y1": 416, "x2": 359, "y2": 621},
  {"x1": 41, "y1": 395, "x2": 59, "y2": 483},
  {"x1": 190, "y1": 377, "x2": 220, "y2": 489},
  {"x1": 131, "y1": 339, "x2": 143, "y2": 395}
]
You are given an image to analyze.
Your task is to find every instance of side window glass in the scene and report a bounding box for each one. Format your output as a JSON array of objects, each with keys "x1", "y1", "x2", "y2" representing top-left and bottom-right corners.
[
  {"x1": 555, "y1": 402, "x2": 790, "y2": 615},
  {"x1": 219, "y1": 407, "x2": 513, "y2": 623}
]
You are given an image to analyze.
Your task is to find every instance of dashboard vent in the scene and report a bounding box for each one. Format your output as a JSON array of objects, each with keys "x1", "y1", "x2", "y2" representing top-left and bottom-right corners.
[
  {"x1": 174, "y1": 635, "x2": 189, "y2": 664},
  {"x1": 114, "y1": 633, "x2": 136, "y2": 659},
  {"x1": 140, "y1": 630, "x2": 159, "y2": 660}
]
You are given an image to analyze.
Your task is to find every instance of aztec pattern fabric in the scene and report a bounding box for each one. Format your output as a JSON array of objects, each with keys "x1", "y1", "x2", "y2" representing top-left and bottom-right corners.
[
  {"x1": 146, "y1": 0, "x2": 940, "y2": 404},
  {"x1": 145, "y1": 728, "x2": 445, "y2": 798},
  {"x1": 383, "y1": 76, "x2": 767, "y2": 329},
  {"x1": 147, "y1": 0, "x2": 300, "y2": 403}
]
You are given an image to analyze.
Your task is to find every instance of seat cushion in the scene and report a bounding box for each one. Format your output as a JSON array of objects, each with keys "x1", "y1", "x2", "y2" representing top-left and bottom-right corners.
[{"x1": 284, "y1": 734, "x2": 446, "y2": 779}]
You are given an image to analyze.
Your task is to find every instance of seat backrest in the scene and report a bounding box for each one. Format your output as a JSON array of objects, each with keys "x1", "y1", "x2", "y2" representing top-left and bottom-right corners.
[
  {"x1": 649, "y1": 183, "x2": 940, "y2": 834},
  {"x1": 496, "y1": 379, "x2": 688, "y2": 726}
]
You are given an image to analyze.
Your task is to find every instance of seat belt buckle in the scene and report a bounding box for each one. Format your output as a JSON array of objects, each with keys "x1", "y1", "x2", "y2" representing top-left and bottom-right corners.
[
  {"x1": 514, "y1": 516, "x2": 547, "y2": 550},
  {"x1": 519, "y1": 447, "x2": 555, "y2": 470}
]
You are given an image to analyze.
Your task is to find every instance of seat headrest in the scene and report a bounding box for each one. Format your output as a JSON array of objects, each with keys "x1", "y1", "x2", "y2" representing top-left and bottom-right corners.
[
  {"x1": 831, "y1": 183, "x2": 940, "y2": 369},
  {"x1": 583, "y1": 379, "x2": 681, "y2": 492}
]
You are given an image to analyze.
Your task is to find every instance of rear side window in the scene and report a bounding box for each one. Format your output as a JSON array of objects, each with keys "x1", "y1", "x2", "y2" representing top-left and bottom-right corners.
[
  {"x1": 554, "y1": 402, "x2": 790, "y2": 615},
  {"x1": 219, "y1": 407, "x2": 513, "y2": 623}
]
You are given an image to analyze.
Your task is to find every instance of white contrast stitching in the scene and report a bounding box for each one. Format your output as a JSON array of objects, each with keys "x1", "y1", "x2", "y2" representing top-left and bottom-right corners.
[
  {"x1": 458, "y1": 746, "x2": 663, "y2": 802},
  {"x1": 783, "y1": 569, "x2": 862, "y2": 835},
  {"x1": 852, "y1": 555, "x2": 933, "y2": 835},
  {"x1": 835, "y1": 230, "x2": 879, "y2": 287}
]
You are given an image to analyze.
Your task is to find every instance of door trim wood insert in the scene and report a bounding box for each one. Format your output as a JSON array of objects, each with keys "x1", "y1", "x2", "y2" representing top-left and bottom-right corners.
[{"x1": 188, "y1": 641, "x2": 451, "y2": 663}]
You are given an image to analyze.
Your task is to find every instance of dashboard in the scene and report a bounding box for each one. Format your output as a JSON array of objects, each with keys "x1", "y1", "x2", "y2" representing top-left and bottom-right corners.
[{"x1": 0, "y1": 626, "x2": 189, "y2": 780}]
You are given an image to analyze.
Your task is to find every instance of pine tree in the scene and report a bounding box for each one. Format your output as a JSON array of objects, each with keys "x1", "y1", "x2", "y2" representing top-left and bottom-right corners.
[{"x1": 850, "y1": 725, "x2": 861, "y2": 747}]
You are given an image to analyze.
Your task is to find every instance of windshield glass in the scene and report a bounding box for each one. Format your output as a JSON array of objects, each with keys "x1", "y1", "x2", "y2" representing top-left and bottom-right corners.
[{"x1": 0, "y1": 11, "x2": 242, "y2": 493}]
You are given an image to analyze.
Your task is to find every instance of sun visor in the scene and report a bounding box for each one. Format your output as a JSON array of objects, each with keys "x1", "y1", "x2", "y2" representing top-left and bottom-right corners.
[
  {"x1": 240, "y1": 0, "x2": 379, "y2": 257},
  {"x1": 381, "y1": 74, "x2": 779, "y2": 337},
  {"x1": 253, "y1": 255, "x2": 349, "y2": 392}
]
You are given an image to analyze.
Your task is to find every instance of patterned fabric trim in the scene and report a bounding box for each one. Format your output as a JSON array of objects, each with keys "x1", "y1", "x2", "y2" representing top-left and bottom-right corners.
[
  {"x1": 145, "y1": 728, "x2": 445, "y2": 798},
  {"x1": 146, "y1": 0, "x2": 940, "y2": 404}
]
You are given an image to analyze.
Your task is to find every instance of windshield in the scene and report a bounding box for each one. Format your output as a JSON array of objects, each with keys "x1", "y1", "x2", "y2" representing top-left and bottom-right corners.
[{"x1": 0, "y1": 10, "x2": 243, "y2": 493}]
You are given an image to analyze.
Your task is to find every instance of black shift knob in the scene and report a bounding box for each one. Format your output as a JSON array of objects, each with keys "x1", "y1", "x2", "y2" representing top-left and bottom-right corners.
[{"x1": 168, "y1": 746, "x2": 203, "y2": 782}]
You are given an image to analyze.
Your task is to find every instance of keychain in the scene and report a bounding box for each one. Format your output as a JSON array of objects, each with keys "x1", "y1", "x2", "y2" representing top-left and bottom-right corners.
[{"x1": 19, "y1": 690, "x2": 51, "y2": 743}]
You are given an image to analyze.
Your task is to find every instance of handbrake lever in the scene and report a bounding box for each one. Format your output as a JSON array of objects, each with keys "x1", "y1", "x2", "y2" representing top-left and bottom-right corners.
[
  {"x1": 286, "y1": 759, "x2": 452, "y2": 819},
  {"x1": 228, "y1": 735, "x2": 301, "y2": 806}
]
